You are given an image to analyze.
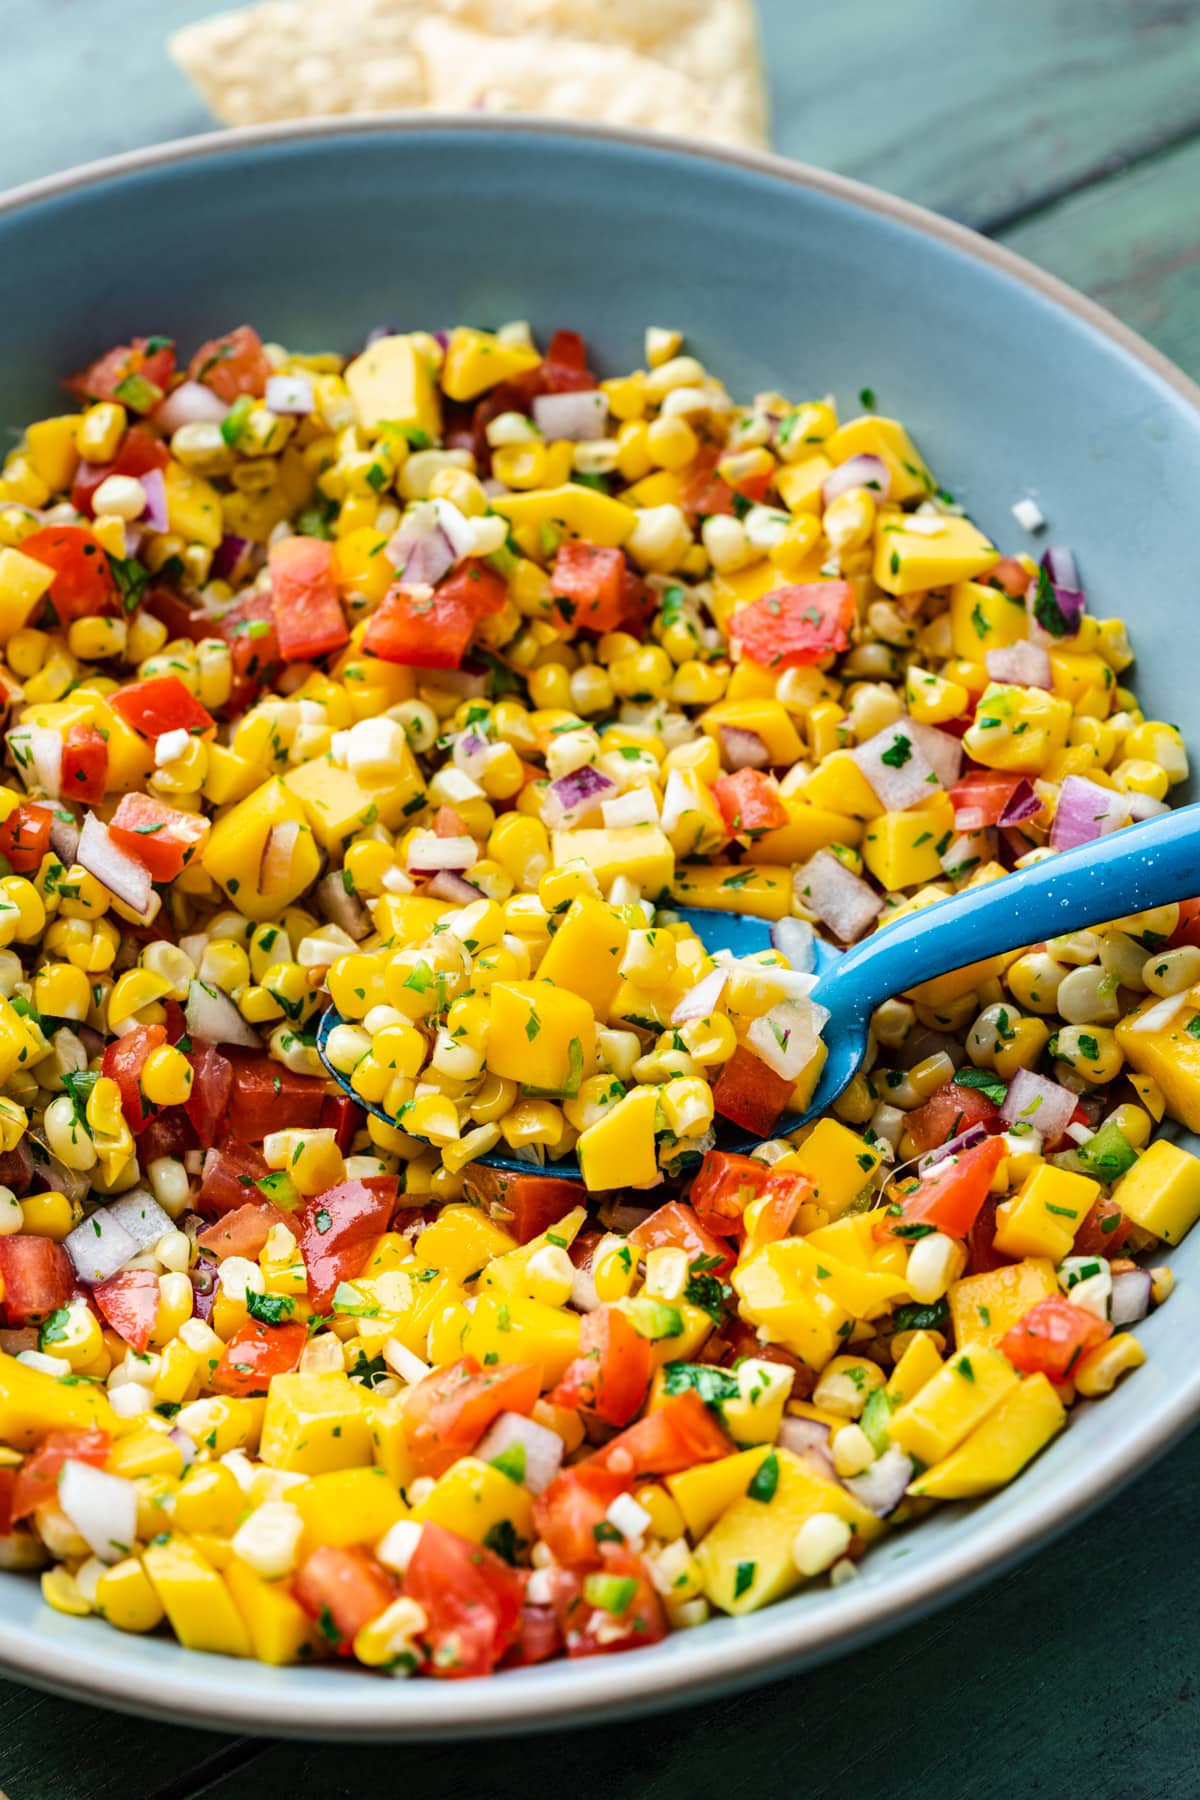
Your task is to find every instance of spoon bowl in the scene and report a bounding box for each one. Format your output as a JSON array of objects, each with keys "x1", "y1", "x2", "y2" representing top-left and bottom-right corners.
[{"x1": 318, "y1": 800, "x2": 1200, "y2": 1182}]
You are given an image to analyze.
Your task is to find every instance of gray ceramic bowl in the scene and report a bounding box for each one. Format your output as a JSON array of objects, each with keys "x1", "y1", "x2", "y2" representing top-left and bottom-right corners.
[{"x1": 0, "y1": 117, "x2": 1198, "y2": 1739}]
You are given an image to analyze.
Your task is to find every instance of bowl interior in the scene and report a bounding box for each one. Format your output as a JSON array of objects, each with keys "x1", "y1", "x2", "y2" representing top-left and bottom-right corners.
[{"x1": 1, "y1": 119, "x2": 1199, "y2": 1737}]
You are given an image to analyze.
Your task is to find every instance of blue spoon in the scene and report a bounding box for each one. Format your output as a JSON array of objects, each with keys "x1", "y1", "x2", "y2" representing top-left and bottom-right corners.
[{"x1": 318, "y1": 803, "x2": 1200, "y2": 1180}]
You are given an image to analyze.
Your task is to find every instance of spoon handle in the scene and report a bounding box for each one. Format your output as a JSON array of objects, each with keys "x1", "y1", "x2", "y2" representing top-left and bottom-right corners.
[{"x1": 823, "y1": 801, "x2": 1200, "y2": 1020}]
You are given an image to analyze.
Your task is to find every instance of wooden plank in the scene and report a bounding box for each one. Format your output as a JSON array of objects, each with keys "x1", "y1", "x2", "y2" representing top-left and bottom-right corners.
[
  {"x1": 1001, "y1": 133, "x2": 1200, "y2": 380},
  {"x1": 184, "y1": 1429, "x2": 1200, "y2": 1800}
]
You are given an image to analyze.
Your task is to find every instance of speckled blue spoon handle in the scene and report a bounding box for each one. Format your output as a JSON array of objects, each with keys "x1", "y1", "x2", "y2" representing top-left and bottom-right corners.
[{"x1": 814, "y1": 801, "x2": 1200, "y2": 1024}]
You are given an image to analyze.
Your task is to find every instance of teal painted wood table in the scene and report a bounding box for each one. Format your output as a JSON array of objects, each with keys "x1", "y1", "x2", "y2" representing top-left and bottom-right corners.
[{"x1": 4, "y1": 2, "x2": 1200, "y2": 1792}]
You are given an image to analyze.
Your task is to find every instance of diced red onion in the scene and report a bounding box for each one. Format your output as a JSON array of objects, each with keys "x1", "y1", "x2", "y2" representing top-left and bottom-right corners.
[
  {"x1": 211, "y1": 534, "x2": 255, "y2": 583},
  {"x1": 265, "y1": 374, "x2": 314, "y2": 415},
  {"x1": 190, "y1": 1261, "x2": 218, "y2": 1323},
  {"x1": 473, "y1": 1412, "x2": 564, "y2": 1494},
  {"x1": 316, "y1": 869, "x2": 370, "y2": 941},
  {"x1": 1125, "y1": 792, "x2": 1169, "y2": 821},
  {"x1": 167, "y1": 1426, "x2": 198, "y2": 1469},
  {"x1": 541, "y1": 765, "x2": 617, "y2": 829},
  {"x1": 424, "y1": 869, "x2": 483, "y2": 905},
  {"x1": 58, "y1": 1461, "x2": 138, "y2": 1563},
  {"x1": 407, "y1": 834, "x2": 478, "y2": 873},
  {"x1": 77, "y1": 812, "x2": 153, "y2": 916},
  {"x1": 138, "y1": 467, "x2": 169, "y2": 534},
  {"x1": 1000, "y1": 1067, "x2": 1078, "y2": 1143},
  {"x1": 259, "y1": 821, "x2": 301, "y2": 896},
  {"x1": 939, "y1": 829, "x2": 992, "y2": 877},
  {"x1": 452, "y1": 730, "x2": 491, "y2": 781},
  {"x1": 918, "y1": 1121, "x2": 989, "y2": 1174},
  {"x1": 998, "y1": 778, "x2": 1041, "y2": 827},
  {"x1": 844, "y1": 1446, "x2": 914, "y2": 1516},
  {"x1": 853, "y1": 725, "x2": 940, "y2": 809},
  {"x1": 366, "y1": 324, "x2": 402, "y2": 347},
  {"x1": 1110, "y1": 1268, "x2": 1153, "y2": 1327},
  {"x1": 387, "y1": 500, "x2": 472, "y2": 586},
  {"x1": 1064, "y1": 1121, "x2": 1095, "y2": 1147},
  {"x1": 531, "y1": 390, "x2": 608, "y2": 442},
  {"x1": 1049, "y1": 776, "x2": 1130, "y2": 851},
  {"x1": 746, "y1": 998, "x2": 828, "y2": 1082},
  {"x1": 778, "y1": 1415, "x2": 836, "y2": 1479},
  {"x1": 123, "y1": 523, "x2": 144, "y2": 559},
  {"x1": 105, "y1": 1189, "x2": 174, "y2": 1252},
  {"x1": 15, "y1": 725, "x2": 63, "y2": 799},
  {"x1": 985, "y1": 640, "x2": 1052, "y2": 689},
  {"x1": 1027, "y1": 547, "x2": 1085, "y2": 642},
  {"x1": 185, "y1": 977, "x2": 261, "y2": 1049},
  {"x1": 153, "y1": 380, "x2": 229, "y2": 434},
  {"x1": 671, "y1": 967, "x2": 728, "y2": 1025},
  {"x1": 719, "y1": 725, "x2": 770, "y2": 771},
  {"x1": 1043, "y1": 544, "x2": 1082, "y2": 594},
  {"x1": 795, "y1": 849, "x2": 882, "y2": 943},
  {"x1": 907, "y1": 722, "x2": 963, "y2": 789},
  {"x1": 64, "y1": 1209, "x2": 138, "y2": 1285},
  {"x1": 822, "y1": 453, "x2": 890, "y2": 508},
  {"x1": 770, "y1": 916, "x2": 817, "y2": 973},
  {"x1": 601, "y1": 788, "x2": 659, "y2": 830},
  {"x1": 954, "y1": 806, "x2": 987, "y2": 832}
]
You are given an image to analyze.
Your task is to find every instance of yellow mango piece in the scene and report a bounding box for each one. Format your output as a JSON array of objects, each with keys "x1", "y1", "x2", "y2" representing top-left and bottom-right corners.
[
  {"x1": 699, "y1": 699, "x2": 804, "y2": 768},
  {"x1": 907, "y1": 1373, "x2": 1065, "y2": 1499},
  {"x1": 536, "y1": 897, "x2": 629, "y2": 1020},
  {"x1": 461, "y1": 1292, "x2": 581, "y2": 1387},
  {"x1": 202, "y1": 777, "x2": 321, "y2": 920},
  {"x1": 745, "y1": 801, "x2": 863, "y2": 866},
  {"x1": 948, "y1": 1257, "x2": 1058, "y2": 1351},
  {"x1": 441, "y1": 327, "x2": 542, "y2": 402},
  {"x1": 486, "y1": 978, "x2": 595, "y2": 1093},
  {"x1": 345, "y1": 333, "x2": 442, "y2": 436},
  {"x1": 203, "y1": 743, "x2": 261, "y2": 808},
  {"x1": 294, "y1": 1465, "x2": 406, "y2": 1551},
  {"x1": 730, "y1": 1246, "x2": 850, "y2": 1370},
  {"x1": 0, "y1": 546, "x2": 55, "y2": 641},
  {"x1": 143, "y1": 1535, "x2": 252, "y2": 1657},
  {"x1": 776, "y1": 454, "x2": 832, "y2": 514},
  {"x1": 824, "y1": 415, "x2": 933, "y2": 504},
  {"x1": 773, "y1": 1119, "x2": 882, "y2": 1218},
  {"x1": 861, "y1": 794, "x2": 955, "y2": 891},
  {"x1": 0, "y1": 994, "x2": 47, "y2": 1084},
  {"x1": 551, "y1": 825, "x2": 674, "y2": 894},
  {"x1": 1048, "y1": 649, "x2": 1115, "y2": 719},
  {"x1": 1111, "y1": 1139, "x2": 1200, "y2": 1245},
  {"x1": 258, "y1": 1372, "x2": 372, "y2": 1474},
  {"x1": 332, "y1": 528, "x2": 396, "y2": 605},
  {"x1": 905, "y1": 664, "x2": 971, "y2": 726},
  {"x1": 992, "y1": 1165, "x2": 1099, "y2": 1263},
  {"x1": 876, "y1": 514, "x2": 999, "y2": 596},
  {"x1": 371, "y1": 893, "x2": 451, "y2": 946},
  {"x1": 283, "y1": 751, "x2": 424, "y2": 852},
  {"x1": 1116, "y1": 1000, "x2": 1200, "y2": 1132},
  {"x1": 492, "y1": 485, "x2": 635, "y2": 557},
  {"x1": 948, "y1": 580, "x2": 1029, "y2": 659},
  {"x1": 0, "y1": 1349, "x2": 117, "y2": 1448},
  {"x1": 366, "y1": 1394, "x2": 419, "y2": 1489},
  {"x1": 962, "y1": 682, "x2": 1073, "y2": 774},
  {"x1": 577, "y1": 1084, "x2": 661, "y2": 1190},
  {"x1": 667, "y1": 1445, "x2": 775, "y2": 1539},
  {"x1": 163, "y1": 460, "x2": 223, "y2": 548},
  {"x1": 697, "y1": 1447, "x2": 881, "y2": 1616},
  {"x1": 93, "y1": 1556, "x2": 165, "y2": 1634},
  {"x1": 886, "y1": 1331, "x2": 944, "y2": 1405},
  {"x1": 887, "y1": 1343, "x2": 1019, "y2": 1466},
  {"x1": 25, "y1": 416, "x2": 81, "y2": 493},
  {"x1": 413, "y1": 1454, "x2": 535, "y2": 1550},
  {"x1": 105, "y1": 1426, "x2": 185, "y2": 1482},
  {"x1": 709, "y1": 561, "x2": 786, "y2": 633},
  {"x1": 667, "y1": 862, "x2": 791, "y2": 922},
  {"x1": 476, "y1": 1206, "x2": 587, "y2": 1293},
  {"x1": 226, "y1": 1557, "x2": 318, "y2": 1665},
  {"x1": 800, "y1": 750, "x2": 884, "y2": 821},
  {"x1": 415, "y1": 1204, "x2": 518, "y2": 1283}
]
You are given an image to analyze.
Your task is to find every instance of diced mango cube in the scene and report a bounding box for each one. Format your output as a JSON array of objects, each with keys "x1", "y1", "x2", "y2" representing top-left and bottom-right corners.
[
  {"x1": 486, "y1": 979, "x2": 595, "y2": 1094},
  {"x1": 887, "y1": 1344, "x2": 1019, "y2": 1466},
  {"x1": 413, "y1": 1454, "x2": 535, "y2": 1551},
  {"x1": 258, "y1": 1373, "x2": 372, "y2": 1474},
  {"x1": 992, "y1": 1166, "x2": 1098, "y2": 1263},
  {"x1": 876, "y1": 514, "x2": 999, "y2": 596},
  {"x1": 143, "y1": 1535, "x2": 252, "y2": 1657},
  {"x1": 1110, "y1": 1139, "x2": 1200, "y2": 1245},
  {"x1": 773, "y1": 1119, "x2": 882, "y2": 1218},
  {"x1": 907, "y1": 1373, "x2": 1065, "y2": 1499},
  {"x1": 344, "y1": 333, "x2": 442, "y2": 436},
  {"x1": 948, "y1": 1257, "x2": 1058, "y2": 1350}
]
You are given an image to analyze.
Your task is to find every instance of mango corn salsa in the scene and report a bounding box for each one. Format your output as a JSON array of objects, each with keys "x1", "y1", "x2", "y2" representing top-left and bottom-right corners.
[{"x1": 0, "y1": 316, "x2": 1190, "y2": 1680}]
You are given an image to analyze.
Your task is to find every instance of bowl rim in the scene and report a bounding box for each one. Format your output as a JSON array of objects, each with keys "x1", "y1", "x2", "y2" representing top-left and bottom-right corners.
[{"x1": 1, "y1": 111, "x2": 1198, "y2": 1739}]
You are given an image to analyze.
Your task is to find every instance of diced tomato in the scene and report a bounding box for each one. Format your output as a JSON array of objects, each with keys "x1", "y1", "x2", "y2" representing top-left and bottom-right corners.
[
  {"x1": 999, "y1": 1296, "x2": 1112, "y2": 1381},
  {"x1": 268, "y1": 536, "x2": 349, "y2": 662},
  {"x1": 319, "y1": 1092, "x2": 364, "y2": 1153},
  {"x1": 748, "y1": 1171, "x2": 812, "y2": 1244},
  {"x1": 188, "y1": 325, "x2": 272, "y2": 403},
  {"x1": 711, "y1": 1316, "x2": 812, "y2": 1398},
  {"x1": 213, "y1": 1319, "x2": 306, "y2": 1396},
  {"x1": 711, "y1": 768, "x2": 789, "y2": 838},
  {"x1": 432, "y1": 805, "x2": 466, "y2": 838},
  {"x1": 136, "y1": 1107, "x2": 197, "y2": 1166},
  {"x1": 904, "y1": 1082, "x2": 1001, "y2": 1156},
  {"x1": 93, "y1": 1268, "x2": 163, "y2": 1353},
  {"x1": 710, "y1": 1045, "x2": 795, "y2": 1139},
  {"x1": 110, "y1": 674, "x2": 214, "y2": 741},
  {"x1": 463, "y1": 1167, "x2": 586, "y2": 1243},
  {"x1": 543, "y1": 329, "x2": 594, "y2": 381},
  {"x1": 875, "y1": 1136, "x2": 1007, "y2": 1244},
  {"x1": 293, "y1": 1544, "x2": 396, "y2": 1657},
  {"x1": 628, "y1": 1201, "x2": 736, "y2": 1278},
  {"x1": 296, "y1": 1177, "x2": 398, "y2": 1311},
  {"x1": 948, "y1": 770, "x2": 1031, "y2": 828},
  {"x1": 223, "y1": 1052, "x2": 326, "y2": 1140},
  {"x1": 552, "y1": 1305, "x2": 653, "y2": 1428},
  {"x1": 11, "y1": 1429, "x2": 111, "y2": 1522},
  {"x1": 101, "y1": 1022, "x2": 166, "y2": 1135},
  {"x1": 1073, "y1": 1194, "x2": 1134, "y2": 1258},
  {"x1": 403, "y1": 1356, "x2": 541, "y2": 1477},
  {"x1": 502, "y1": 1599, "x2": 563, "y2": 1667},
  {"x1": 965, "y1": 1193, "x2": 1006, "y2": 1276},
  {"x1": 404, "y1": 1522, "x2": 524, "y2": 1678},
  {"x1": 71, "y1": 424, "x2": 170, "y2": 517},
  {"x1": 591, "y1": 1390, "x2": 734, "y2": 1479},
  {"x1": 550, "y1": 543, "x2": 628, "y2": 633},
  {"x1": 364, "y1": 561, "x2": 508, "y2": 669},
  {"x1": 59, "y1": 724, "x2": 108, "y2": 806},
  {"x1": 1170, "y1": 898, "x2": 1200, "y2": 950},
  {"x1": 184, "y1": 1040, "x2": 233, "y2": 1149},
  {"x1": 728, "y1": 582, "x2": 857, "y2": 669},
  {"x1": 66, "y1": 337, "x2": 176, "y2": 410},
  {"x1": 548, "y1": 1548, "x2": 667, "y2": 1658},
  {"x1": 219, "y1": 587, "x2": 281, "y2": 711},
  {"x1": 0, "y1": 1236, "x2": 73, "y2": 1327},
  {"x1": 0, "y1": 1467, "x2": 14, "y2": 1536},
  {"x1": 18, "y1": 524, "x2": 119, "y2": 623},
  {"x1": 678, "y1": 445, "x2": 737, "y2": 521},
  {"x1": 532, "y1": 1465, "x2": 633, "y2": 1567},
  {"x1": 196, "y1": 1136, "x2": 269, "y2": 1216},
  {"x1": 109, "y1": 793, "x2": 210, "y2": 881},
  {"x1": 615, "y1": 565, "x2": 655, "y2": 638},
  {"x1": 982, "y1": 556, "x2": 1032, "y2": 599},
  {"x1": 0, "y1": 803, "x2": 54, "y2": 875},
  {"x1": 196, "y1": 1200, "x2": 295, "y2": 1263}
]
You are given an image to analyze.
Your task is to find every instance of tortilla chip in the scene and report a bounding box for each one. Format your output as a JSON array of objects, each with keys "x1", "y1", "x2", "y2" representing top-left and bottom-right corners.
[{"x1": 169, "y1": 0, "x2": 766, "y2": 145}]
